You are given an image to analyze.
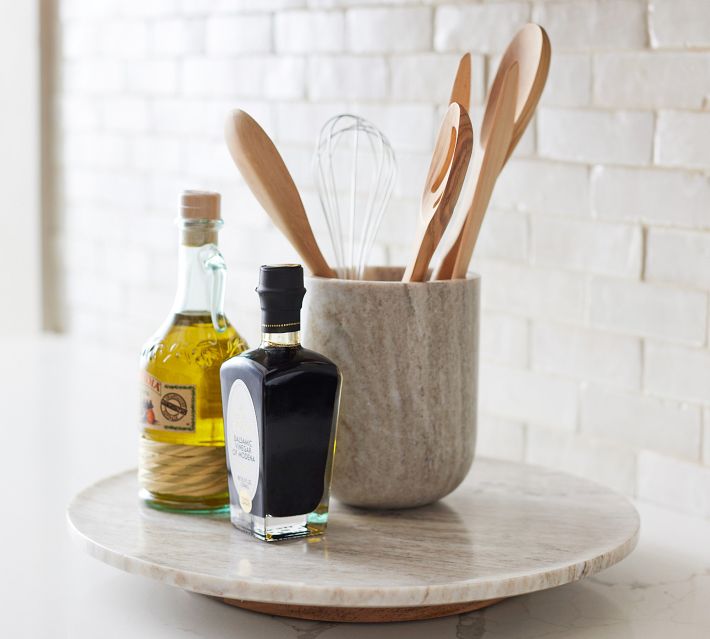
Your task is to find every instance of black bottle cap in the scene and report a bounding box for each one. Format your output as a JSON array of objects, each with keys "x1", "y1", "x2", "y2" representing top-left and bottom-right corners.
[{"x1": 256, "y1": 264, "x2": 306, "y2": 333}]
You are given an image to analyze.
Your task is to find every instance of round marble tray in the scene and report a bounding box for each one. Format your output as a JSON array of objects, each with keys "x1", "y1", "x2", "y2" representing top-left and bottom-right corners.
[{"x1": 67, "y1": 459, "x2": 639, "y2": 623}]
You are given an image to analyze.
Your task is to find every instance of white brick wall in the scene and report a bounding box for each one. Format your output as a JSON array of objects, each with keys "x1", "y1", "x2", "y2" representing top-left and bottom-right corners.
[{"x1": 53, "y1": 0, "x2": 710, "y2": 519}]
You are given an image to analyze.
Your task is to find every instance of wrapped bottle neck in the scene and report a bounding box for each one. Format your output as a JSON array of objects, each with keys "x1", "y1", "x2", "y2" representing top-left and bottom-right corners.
[
  {"x1": 180, "y1": 218, "x2": 222, "y2": 247},
  {"x1": 261, "y1": 331, "x2": 301, "y2": 347}
]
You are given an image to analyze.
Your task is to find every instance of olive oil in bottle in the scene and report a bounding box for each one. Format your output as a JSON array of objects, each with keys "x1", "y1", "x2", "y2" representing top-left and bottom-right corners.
[{"x1": 139, "y1": 191, "x2": 247, "y2": 513}]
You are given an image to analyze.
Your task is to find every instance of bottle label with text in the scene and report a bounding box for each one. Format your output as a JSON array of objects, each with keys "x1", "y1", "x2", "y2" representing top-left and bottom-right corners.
[
  {"x1": 226, "y1": 379, "x2": 260, "y2": 513},
  {"x1": 140, "y1": 371, "x2": 196, "y2": 432}
]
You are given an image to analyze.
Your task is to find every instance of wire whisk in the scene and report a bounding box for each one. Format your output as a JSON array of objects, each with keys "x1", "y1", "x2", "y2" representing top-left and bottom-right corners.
[{"x1": 314, "y1": 114, "x2": 397, "y2": 280}]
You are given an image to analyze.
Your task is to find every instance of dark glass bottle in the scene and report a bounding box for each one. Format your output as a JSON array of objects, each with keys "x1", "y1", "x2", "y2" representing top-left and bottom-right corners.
[{"x1": 220, "y1": 265, "x2": 341, "y2": 541}]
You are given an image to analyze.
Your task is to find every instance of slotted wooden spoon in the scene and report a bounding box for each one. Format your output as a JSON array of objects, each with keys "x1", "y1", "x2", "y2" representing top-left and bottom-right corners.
[
  {"x1": 434, "y1": 24, "x2": 551, "y2": 280},
  {"x1": 402, "y1": 102, "x2": 473, "y2": 283},
  {"x1": 224, "y1": 109, "x2": 336, "y2": 278}
]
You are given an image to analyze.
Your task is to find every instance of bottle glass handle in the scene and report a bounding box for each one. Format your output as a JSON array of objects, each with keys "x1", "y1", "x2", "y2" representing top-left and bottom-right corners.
[{"x1": 201, "y1": 246, "x2": 228, "y2": 333}]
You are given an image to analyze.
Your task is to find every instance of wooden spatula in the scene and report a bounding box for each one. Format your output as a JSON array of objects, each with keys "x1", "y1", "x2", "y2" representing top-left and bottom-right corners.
[
  {"x1": 402, "y1": 102, "x2": 473, "y2": 283},
  {"x1": 434, "y1": 24, "x2": 550, "y2": 279},
  {"x1": 224, "y1": 109, "x2": 336, "y2": 278},
  {"x1": 449, "y1": 53, "x2": 472, "y2": 112},
  {"x1": 448, "y1": 64, "x2": 518, "y2": 280}
]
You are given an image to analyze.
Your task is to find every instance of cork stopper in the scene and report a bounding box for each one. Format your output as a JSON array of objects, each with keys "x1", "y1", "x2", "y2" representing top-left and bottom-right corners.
[
  {"x1": 179, "y1": 190, "x2": 222, "y2": 246},
  {"x1": 180, "y1": 190, "x2": 221, "y2": 220}
]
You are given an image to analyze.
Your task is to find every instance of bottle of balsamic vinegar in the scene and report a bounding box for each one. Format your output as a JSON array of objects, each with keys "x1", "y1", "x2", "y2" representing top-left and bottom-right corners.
[
  {"x1": 220, "y1": 264, "x2": 341, "y2": 541},
  {"x1": 138, "y1": 190, "x2": 247, "y2": 512}
]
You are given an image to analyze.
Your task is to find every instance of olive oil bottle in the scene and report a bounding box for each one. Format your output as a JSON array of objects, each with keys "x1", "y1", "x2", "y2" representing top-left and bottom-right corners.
[{"x1": 139, "y1": 191, "x2": 247, "y2": 512}]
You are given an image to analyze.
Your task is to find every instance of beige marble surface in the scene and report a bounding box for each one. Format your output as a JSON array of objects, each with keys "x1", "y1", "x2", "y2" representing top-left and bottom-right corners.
[
  {"x1": 67, "y1": 458, "x2": 639, "y2": 608},
  {"x1": 304, "y1": 267, "x2": 480, "y2": 508}
]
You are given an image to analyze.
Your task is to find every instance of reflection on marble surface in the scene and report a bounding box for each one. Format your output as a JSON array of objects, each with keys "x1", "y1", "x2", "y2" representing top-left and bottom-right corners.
[
  {"x1": 1, "y1": 337, "x2": 709, "y2": 637},
  {"x1": 67, "y1": 459, "x2": 639, "y2": 608}
]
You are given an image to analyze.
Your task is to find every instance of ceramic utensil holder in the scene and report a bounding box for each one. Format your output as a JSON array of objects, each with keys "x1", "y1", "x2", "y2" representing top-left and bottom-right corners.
[{"x1": 303, "y1": 266, "x2": 480, "y2": 509}]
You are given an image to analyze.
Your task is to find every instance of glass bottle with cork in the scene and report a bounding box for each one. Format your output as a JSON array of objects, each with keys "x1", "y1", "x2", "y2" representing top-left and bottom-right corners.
[{"x1": 138, "y1": 190, "x2": 247, "y2": 512}]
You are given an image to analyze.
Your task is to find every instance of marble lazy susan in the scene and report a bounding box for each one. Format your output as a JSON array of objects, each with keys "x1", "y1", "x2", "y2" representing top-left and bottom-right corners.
[{"x1": 67, "y1": 458, "x2": 640, "y2": 623}]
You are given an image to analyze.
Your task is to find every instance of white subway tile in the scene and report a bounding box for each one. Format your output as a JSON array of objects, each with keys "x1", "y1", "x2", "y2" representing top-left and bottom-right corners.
[
  {"x1": 264, "y1": 57, "x2": 307, "y2": 99},
  {"x1": 649, "y1": 0, "x2": 710, "y2": 49},
  {"x1": 205, "y1": 15, "x2": 272, "y2": 55},
  {"x1": 476, "y1": 414, "x2": 526, "y2": 462},
  {"x1": 103, "y1": 97, "x2": 151, "y2": 132},
  {"x1": 150, "y1": 98, "x2": 210, "y2": 135},
  {"x1": 347, "y1": 7, "x2": 432, "y2": 53},
  {"x1": 533, "y1": 0, "x2": 647, "y2": 50},
  {"x1": 656, "y1": 111, "x2": 710, "y2": 170},
  {"x1": 646, "y1": 229, "x2": 710, "y2": 291},
  {"x1": 127, "y1": 60, "x2": 179, "y2": 95},
  {"x1": 61, "y1": 21, "x2": 100, "y2": 59},
  {"x1": 119, "y1": 0, "x2": 177, "y2": 16},
  {"x1": 184, "y1": 139, "x2": 236, "y2": 180},
  {"x1": 540, "y1": 53, "x2": 591, "y2": 107},
  {"x1": 638, "y1": 451, "x2": 710, "y2": 518},
  {"x1": 151, "y1": 18, "x2": 204, "y2": 56},
  {"x1": 480, "y1": 364, "x2": 579, "y2": 430},
  {"x1": 390, "y1": 53, "x2": 485, "y2": 105},
  {"x1": 57, "y1": 96, "x2": 101, "y2": 132},
  {"x1": 100, "y1": 20, "x2": 149, "y2": 60},
  {"x1": 527, "y1": 427, "x2": 637, "y2": 495},
  {"x1": 182, "y1": 57, "x2": 305, "y2": 99},
  {"x1": 275, "y1": 10, "x2": 345, "y2": 53},
  {"x1": 61, "y1": 60, "x2": 126, "y2": 94},
  {"x1": 493, "y1": 159, "x2": 590, "y2": 216},
  {"x1": 590, "y1": 278, "x2": 707, "y2": 345},
  {"x1": 538, "y1": 108, "x2": 654, "y2": 165},
  {"x1": 475, "y1": 210, "x2": 527, "y2": 262},
  {"x1": 594, "y1": 52, "x2": 710, "y2": 110},
  {"x1": 532, "y1": 217, "x2": 642, "y2": 278},
  {"x1": 308, "y1": 56, "x2": 388, "y2": 101},
  {"x1": 351, "y1": 103, "x2": 436, "y2": 152},
  {"x1": 434, "y1": 3, "x2": 531, "y2": 54},
  {"x1": 182, "y1": 58, "x2": 255, "y2": 96},
  {"x1": 591, "y1": 166, "x2": 710, "y2": 229},
  {"x1": 130, "y1": 137, "x2": 183, "y2": 173},
  {"x1": 581, "y1": 385, "x2": 702, "y2": 460},
  {"x1": 532, "y1": 323, "x2": 641, "y2": 389},
  {"x1": 61, "y1": 133, "x2": 128, "y2": 170},
  {"x1": 60, "y1": 0, "x2": 121, "y2": 19},
  {"x1": 478, "y1": 259, "x2": 587, "y2": 323},
  {"x1": 274, "y1": 101, "x2": 346, "y2": 146},
  {"x1": 480, "y1": 311, "x2": 528, "y2": 367},
  {"x1": 208, "y1": 0, "x2": 305, "y2": 11},
  {"x1": 644, "y1": 342, "x2": 710, "y2": 404},
  {"x1": 391, "y1": 151, "x2": 432, "y2": 200}
]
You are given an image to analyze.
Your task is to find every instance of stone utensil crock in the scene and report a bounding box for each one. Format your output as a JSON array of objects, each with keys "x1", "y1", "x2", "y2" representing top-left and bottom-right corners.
[{"x1": 303, "y1": 266, "x2": 480, "y2": 509}]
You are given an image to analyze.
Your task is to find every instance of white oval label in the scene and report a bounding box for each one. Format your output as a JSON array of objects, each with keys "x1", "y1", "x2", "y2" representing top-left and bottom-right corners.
[{"x1": 226, "y1": 379, "x2": 259, "y2": 513}]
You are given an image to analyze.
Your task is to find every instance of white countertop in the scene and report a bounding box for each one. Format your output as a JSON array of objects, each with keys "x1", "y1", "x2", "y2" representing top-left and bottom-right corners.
[{"x1": 1, "y1": 335, "x2": 708, "y2": 638}]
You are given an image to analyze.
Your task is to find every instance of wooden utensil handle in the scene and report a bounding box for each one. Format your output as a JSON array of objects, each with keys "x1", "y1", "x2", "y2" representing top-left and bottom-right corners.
[{"x1": 450, "y1": 66, "x2": 517, "y2": 279}]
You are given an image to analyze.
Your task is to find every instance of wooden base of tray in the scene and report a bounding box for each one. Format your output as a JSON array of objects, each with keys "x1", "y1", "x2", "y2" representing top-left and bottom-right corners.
[
  {"x1": 220, "y1": 596, "x2": 505, "y2": 623},
  {"x1": 67, "y1": 459, "x2": 639, "y2": 624},
  {"x1": 222, "y1": 598, "x2": 503, "y2": 623}
]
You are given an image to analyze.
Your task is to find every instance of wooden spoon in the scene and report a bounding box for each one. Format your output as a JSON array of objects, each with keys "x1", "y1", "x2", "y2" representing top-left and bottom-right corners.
[
  {"x1": 482, "y1": 23, "x2": 550, "y2": 165},
  {"x1": 224, "y1": 109, "x2": 336, "y2": 278},
  {"x1": 449, "y1": 53, "x2": 472, "y2": 112},
  {"x1": 434, "y1": 24, "x2": 550, "y2": 280},
  {"x1": 402, "y1": 102, "x2": 473, "y2": 283}
]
